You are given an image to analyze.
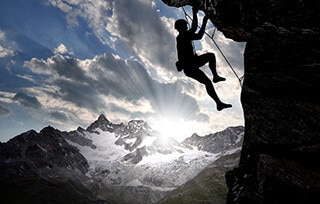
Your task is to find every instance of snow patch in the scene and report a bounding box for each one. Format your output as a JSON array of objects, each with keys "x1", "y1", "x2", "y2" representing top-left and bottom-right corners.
[
  {"x1": 126, "y1": 179, "x2": 143, "y2": 187},
  {"x1": 67, "y1": 129, "x2": 130, "y2": 179},
  {"x1": 125, "y1": 138, "x2": 137, "y2": 144},
  {"x1": 137, "y1": 136, "x2": 157, "y2": 148},
  {"x1": 224, "y1": 146, "x2": 242, "y2": 155}
]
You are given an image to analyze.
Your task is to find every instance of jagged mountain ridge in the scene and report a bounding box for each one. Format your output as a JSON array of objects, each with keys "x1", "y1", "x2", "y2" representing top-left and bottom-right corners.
[
  {"x1": 0, "y1": 114, "x2": 244, "y2": 203},
  {"x1": 182, "y1": 127, "x2": 243, "y2": 154}
]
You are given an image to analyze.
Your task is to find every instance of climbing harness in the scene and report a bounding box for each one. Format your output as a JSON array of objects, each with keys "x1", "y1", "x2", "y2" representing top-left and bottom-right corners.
[{"x1": 181, "y1": 7, "x2": 244, "y2": 86}]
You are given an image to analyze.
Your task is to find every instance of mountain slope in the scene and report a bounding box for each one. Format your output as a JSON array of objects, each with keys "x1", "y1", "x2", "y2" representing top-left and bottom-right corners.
[
  {"x1": 0, "y1": 127, "x2": 106, "y2": 203},
  {"x1": 160, "y1": 129, "x2": 244, "y2": 204},
  {"x1": 160, "y1": 153, "x2": 241, "y2": 204}
]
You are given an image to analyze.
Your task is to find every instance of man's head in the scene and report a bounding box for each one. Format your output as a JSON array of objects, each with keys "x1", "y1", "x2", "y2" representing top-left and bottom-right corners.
[{"x1": 174, "y1": 19, "x2": 188, "y2": 32}]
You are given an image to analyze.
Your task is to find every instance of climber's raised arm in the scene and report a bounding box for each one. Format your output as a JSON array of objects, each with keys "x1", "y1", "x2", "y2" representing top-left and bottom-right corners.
[
  {"x1": 189, "y1": 5, "x2": 199, "y2": 33},
  {"x1": 193, "y1": 15, "x2": 209, "y2": 40}
]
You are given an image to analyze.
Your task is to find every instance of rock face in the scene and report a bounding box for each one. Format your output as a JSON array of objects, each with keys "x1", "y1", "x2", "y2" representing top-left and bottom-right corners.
[
  {"x1": 0, "y1": 127, "x2": 89, "y2": 174},
  {"x1": 162, "y1": 0, "x2": 320, "y2": 203},
  {"x1": 0, "y1": 127, "x2": 98, "y2": 203}
]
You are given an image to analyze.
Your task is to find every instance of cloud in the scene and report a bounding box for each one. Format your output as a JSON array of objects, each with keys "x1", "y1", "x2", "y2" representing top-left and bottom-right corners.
[
  {"x1": 13, "y1": 92, "x2": 42, "y2": 109},
  {"x1": 106, "y1": 0, "x2": 177, "y2": 77},
  {"x1": 16, "y1": 74, "x2": 36, "y2": 83},
  {"x1": 0, "y1": 91, "x2": 15, "y2": 103},
  {"x1": 0, "y1": 30, "x2": 15, "y2": 58},
  {"x1": 202, "y1": 29, "x2": 245, "y2": 76},
  {"x1": 23, "y1": 51, "x2": 204, "y2": 123},
  {"x1": 0, "y1": 31, "x2": 6, "y2": 40},
  {"x1": 0, "y1": 45, "x2": 15, "y2": 58},
  {"x1": 0, "y1": 105, "x2": 11, "y2": 116},
  {"x1": 24, "y1": 54, "x2": 89, "y2": 80},
  {"x1": 47, "y1": 0, "x2": 72, "y2": 13},
  {"x1": 49, "y1": 111, "x2": 68, "y2": 122},
  {"x1": 45, "y1": 0, "x2": 202, "y2": 116},
  {"x1": 48, "y1": 0, "x2": 111, "y2": 39},
  {"x1": 53, "y1": 43, "x2": 73, "y2": 55},
  {"x1": 48, "y1": 0, "x2": 178, "y2": 80}
]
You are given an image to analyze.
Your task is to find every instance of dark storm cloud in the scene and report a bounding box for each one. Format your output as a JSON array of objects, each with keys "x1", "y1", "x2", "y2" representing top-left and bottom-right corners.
[
  {"x1": 0, "y1": 104, "x2": 11, "y2": 116},
  {"x1": 13, "y1": 92, "x2": 42, "y2": 109}
]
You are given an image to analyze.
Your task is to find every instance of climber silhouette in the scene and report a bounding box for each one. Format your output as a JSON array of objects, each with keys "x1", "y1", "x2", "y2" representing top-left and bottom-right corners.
[{"x1": 175, "y1": 5, "x2": 232, "y2": 111}]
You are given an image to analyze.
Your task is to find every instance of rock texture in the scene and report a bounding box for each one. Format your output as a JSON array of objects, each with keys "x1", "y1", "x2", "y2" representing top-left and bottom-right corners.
[{"x1": 162, "y1": 0, "x2": 320, "y2": 203}]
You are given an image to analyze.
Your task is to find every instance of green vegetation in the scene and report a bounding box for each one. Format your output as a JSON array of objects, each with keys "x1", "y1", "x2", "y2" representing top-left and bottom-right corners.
[{"x1": 160, "y1": 153, "x2": 240, "y2": 204}]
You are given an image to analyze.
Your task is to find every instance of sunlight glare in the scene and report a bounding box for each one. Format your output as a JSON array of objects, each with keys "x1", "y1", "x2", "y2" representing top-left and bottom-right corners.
[{"x1": 153, "y1": 117, "x2": 187, "y2": 143}]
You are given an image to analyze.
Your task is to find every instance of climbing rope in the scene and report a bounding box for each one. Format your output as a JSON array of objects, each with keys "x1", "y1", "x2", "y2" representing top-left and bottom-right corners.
[{"x1": 181, "y1": 7, "x2": 244, "y2": 85}]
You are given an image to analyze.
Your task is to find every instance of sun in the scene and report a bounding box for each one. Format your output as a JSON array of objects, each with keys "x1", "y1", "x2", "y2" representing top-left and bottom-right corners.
[{"x1": 153, "y1": 117, "x2": 188, "y2": 142}]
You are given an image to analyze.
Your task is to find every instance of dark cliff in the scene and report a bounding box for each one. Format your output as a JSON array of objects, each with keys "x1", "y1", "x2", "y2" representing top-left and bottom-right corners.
[{"x1": 162, "y1": 0, "x2": 320, "y2": 203}]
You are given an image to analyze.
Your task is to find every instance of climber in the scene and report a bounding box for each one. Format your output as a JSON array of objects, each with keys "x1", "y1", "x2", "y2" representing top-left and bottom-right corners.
[{"x1": 174, "y1": 5, "x2": 232, "y2": 111}]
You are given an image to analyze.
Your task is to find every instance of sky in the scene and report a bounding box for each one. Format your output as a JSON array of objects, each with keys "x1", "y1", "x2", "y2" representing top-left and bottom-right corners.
[{"x1": 0, "y1": 0, "x2": 245, "y2": 142}]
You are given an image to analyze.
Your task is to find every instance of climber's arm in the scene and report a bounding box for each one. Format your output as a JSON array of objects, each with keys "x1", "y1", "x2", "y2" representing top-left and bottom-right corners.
[
  {"x1": 193, "y1": 15, "x2": 209, "y2": 40},
  {"x1": 189, "y1": 5, "x2": 198, "y2": 33}
]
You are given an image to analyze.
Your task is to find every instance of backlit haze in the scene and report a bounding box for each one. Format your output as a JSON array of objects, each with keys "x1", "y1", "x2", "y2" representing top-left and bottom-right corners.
[{"x1": 0, "y1": 0, "x2": 245, "y2": 142}]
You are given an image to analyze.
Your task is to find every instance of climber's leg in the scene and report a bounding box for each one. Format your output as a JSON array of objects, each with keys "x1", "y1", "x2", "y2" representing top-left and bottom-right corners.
[
  {"x1": 196, "y1": 53, "x2": 226, "y2": 83},
  {"x1": 184, "y1": 68, "x2": 232, "y2": 111}
]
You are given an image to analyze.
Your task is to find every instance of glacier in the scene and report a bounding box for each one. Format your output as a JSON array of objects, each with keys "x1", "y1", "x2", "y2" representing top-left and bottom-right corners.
[{"x1": 65, "y1": 115, "x2": 244, "y2": 190}]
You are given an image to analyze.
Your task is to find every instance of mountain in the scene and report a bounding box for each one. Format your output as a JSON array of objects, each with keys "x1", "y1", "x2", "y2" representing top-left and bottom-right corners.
[
  {"x1": 0, "y1": 114, "x2": 244, "y2": 203},
  {"x1": 159, "y1": 152, "x2": 241, "y2": 204},
  {"x1": 182, "y1": 127, "x2": 243, "y2": 154}
]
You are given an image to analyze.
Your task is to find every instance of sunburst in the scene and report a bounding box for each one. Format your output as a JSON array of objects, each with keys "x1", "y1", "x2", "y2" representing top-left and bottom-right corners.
[{"x1": 153, "y1": 117, "x2": 187, "y2": 143}]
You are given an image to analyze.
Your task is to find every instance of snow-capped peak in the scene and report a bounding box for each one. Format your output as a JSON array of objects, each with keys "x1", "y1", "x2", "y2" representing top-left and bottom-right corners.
[{"x1": 86, "y1": 114, "x2": 113, "y2": 133}]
